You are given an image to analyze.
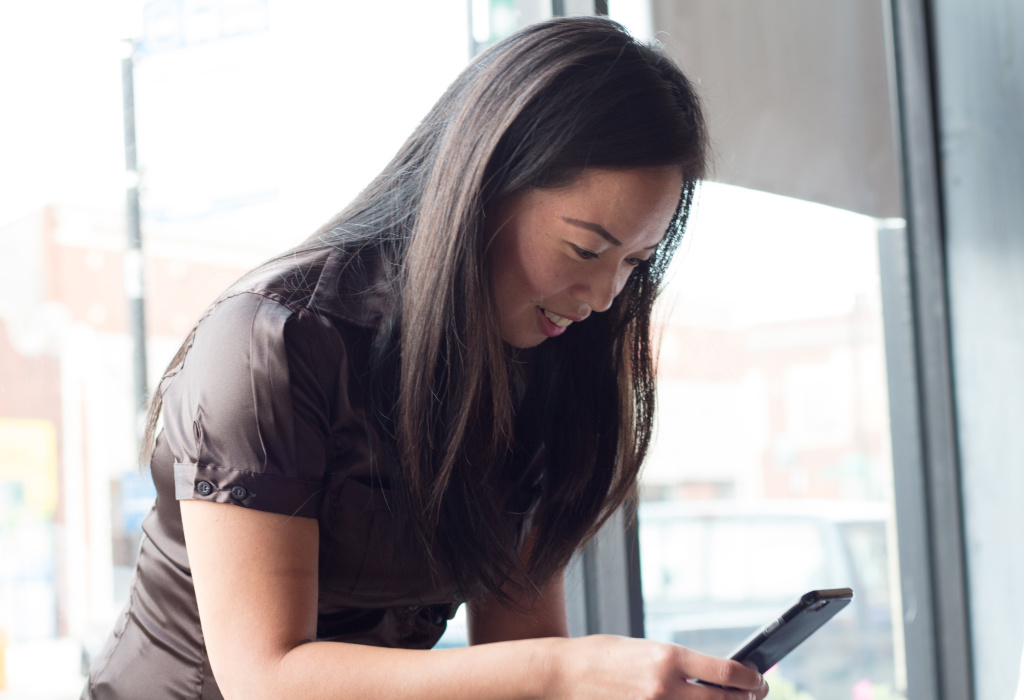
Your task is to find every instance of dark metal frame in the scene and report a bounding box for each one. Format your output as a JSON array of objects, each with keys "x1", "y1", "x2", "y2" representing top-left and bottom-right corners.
[
  {"x1": 567, "y1": 508, "x2": 644, "y2": 638},
  {"x1": 882, "y1": 0, "x2": 974, "y2": 698}
]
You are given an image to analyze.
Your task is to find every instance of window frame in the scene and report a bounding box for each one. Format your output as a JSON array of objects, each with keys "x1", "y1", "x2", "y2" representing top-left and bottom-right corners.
[{"x1": 572, "y1": 4, "x2": 976, "y2": 700}]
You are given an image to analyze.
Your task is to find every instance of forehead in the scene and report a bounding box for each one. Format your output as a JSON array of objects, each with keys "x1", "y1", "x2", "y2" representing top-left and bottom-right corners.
[{"x1": 519, "y1": 166, "x2": 684, "y2": 248}]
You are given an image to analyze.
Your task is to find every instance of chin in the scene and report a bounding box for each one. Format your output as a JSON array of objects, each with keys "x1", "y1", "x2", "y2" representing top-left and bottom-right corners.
[
  {"x1": 503, "y1": 335, "x2": 547, "y2": 349},
  {"x1": 500, "y1": 324, "x2": 549, "y2": 349}
]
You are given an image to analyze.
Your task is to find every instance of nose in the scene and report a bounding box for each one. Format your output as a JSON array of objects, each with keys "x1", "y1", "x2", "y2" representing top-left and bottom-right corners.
[{"x1": 575, "y1": 268, "x2": 630, "y2": 314}]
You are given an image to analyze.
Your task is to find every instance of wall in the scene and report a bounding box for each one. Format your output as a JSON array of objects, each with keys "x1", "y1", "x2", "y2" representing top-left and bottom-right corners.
[{"x1": 931, "y1": 0, "x2": 1024, "y2": 697}]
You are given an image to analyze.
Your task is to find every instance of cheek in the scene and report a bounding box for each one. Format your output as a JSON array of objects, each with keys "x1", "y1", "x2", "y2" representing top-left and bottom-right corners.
[
  {"x1": 492, "y1": 247, "x2": 537, "y2": 311},
  {"x1": 521, "y1": 254, "x2": 568, "y2": 301},
  {"x1": 504, "y1": 238, "x2": 560, "y2": 298}
]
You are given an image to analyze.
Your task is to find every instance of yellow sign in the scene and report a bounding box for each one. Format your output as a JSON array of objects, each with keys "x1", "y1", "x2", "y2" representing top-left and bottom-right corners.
[{"x1": 0, "y1": 418, "x2": 58, "y2": 518}]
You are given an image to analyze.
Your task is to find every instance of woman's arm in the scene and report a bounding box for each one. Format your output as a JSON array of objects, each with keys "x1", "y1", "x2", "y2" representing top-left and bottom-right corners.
[{"x1": 181, "y1": 500, "x2": 767, "y2": 700}]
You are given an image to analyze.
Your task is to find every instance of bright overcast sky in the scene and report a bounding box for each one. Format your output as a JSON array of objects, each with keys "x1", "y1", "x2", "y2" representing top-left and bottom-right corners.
[
  {"x1": 0, "y1": 1, "x2": 137, "y2": 227},
  {"x1": 0, "y1": 1, "x2": 661, "y2": 232},
  {"x1": 0, "y1": 0, "x2": 472, "y2": 234}
]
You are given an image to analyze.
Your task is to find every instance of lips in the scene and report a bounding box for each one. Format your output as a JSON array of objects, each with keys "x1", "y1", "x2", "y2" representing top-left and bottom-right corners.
[
  {"x1": 542, "y1": 308, "x2": 574, "y2": 328},
  {"x1": 536, "y1": 306, "x2": 581, "y2": 338}
]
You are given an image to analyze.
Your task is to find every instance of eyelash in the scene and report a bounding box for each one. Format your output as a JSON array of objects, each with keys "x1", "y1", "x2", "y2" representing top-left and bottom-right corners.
[
  {"x1": 570, "y1": 243, "x2": 644, "y2": 267},
  {"x1": 570, "y1": 243, "x2": 599, "y2": 260}
]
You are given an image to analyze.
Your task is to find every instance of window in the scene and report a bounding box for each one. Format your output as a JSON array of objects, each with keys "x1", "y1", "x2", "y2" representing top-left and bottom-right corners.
[{"x1": 639, "y1": 183, "x2": 906, "y2": 700}]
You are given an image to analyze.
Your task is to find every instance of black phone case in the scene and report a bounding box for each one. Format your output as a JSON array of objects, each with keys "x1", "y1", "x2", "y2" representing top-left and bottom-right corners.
[{"x1": 730, "y1": 587, "x2": 854, "y2": 673}]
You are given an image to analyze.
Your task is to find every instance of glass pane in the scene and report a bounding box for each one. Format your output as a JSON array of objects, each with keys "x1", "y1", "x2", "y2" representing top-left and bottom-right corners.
[
  {"x1": 640, "y1": 183, "x2": 906, "y2": 700},
  {"x1": 0, "y1": 2, "x2": 472, "y2": 694}
]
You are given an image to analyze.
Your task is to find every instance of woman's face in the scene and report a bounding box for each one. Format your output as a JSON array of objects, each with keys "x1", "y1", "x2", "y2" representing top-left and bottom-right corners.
[{"x1": 487, "y1": 166, "x2": 683, "y2": 348}]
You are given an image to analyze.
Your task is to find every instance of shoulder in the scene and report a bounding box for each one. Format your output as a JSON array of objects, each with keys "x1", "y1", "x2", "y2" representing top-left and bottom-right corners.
[
  {"x1": 163, "y1": 289, "x2": 341, "y2": 390},
  {"x1": 165, "y1": 242, "x2": 393, "y2": 385},
  {"x1": 220, "y1": 245, "x2": 393, "y2": 330}
]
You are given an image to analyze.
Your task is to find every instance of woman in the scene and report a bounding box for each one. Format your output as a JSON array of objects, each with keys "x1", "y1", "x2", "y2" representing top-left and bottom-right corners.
[{"x1": 84, "y1": 16, "x2": 769, "y2": 700}]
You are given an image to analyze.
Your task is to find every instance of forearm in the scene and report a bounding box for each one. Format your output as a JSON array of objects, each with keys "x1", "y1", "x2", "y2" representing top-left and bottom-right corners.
[
  {"x1": 247, "y1": 636, "x2": 562, "y2": 700},
  {"x1": 182, "y1": 505, "x2": 766, "y2": 699},
  {"x1": 252, "y1": 634, "x2": 769, "y2": 700}
]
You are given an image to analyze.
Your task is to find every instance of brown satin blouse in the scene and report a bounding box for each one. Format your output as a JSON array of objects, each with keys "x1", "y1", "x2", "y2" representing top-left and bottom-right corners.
[{"x1": 82, "y1": 248, "x2": 542, "y2": 699}]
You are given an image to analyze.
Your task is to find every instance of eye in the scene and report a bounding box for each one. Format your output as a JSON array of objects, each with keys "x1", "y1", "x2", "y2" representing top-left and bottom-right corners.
[
  {"x1": 570, "y1": 243, "x2": 599, "y2": 260},
  {"x1": 626, "y1": 253, "x2": 657, "y2": 268}
]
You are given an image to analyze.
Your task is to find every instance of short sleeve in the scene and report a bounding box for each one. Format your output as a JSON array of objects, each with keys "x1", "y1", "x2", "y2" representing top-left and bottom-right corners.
[{"x1": 159, "y1": 292, "x2": 345, "y2": 518}]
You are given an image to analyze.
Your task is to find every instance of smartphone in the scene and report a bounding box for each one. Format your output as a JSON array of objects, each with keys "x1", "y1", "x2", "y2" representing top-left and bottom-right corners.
[{"x1": 698, "y1": 587, "x2": 854, "y2": 688}]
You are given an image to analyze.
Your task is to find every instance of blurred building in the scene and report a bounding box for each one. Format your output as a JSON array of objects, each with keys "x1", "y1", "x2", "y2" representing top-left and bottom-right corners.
[
  {"x1": 627, "y1": 169, "x2": 893, "y2": 507},
  {"x1": 0, "y1": 204, "x2": 250, "y2": 644}
]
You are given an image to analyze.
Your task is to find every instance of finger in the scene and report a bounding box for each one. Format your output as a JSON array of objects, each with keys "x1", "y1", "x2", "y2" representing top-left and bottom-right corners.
[
  {"x1": 681, "y1": 679, "x2": 764, "y2": 700},
  {"x1": 740, "y1": 661, "x2": 770, "y2": 698},
  {"x1": 676, "y1": 648, "x2": 764, "y2": 691}
]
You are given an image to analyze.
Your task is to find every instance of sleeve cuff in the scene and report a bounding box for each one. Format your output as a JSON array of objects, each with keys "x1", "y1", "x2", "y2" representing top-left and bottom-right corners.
[{"x1": 174, "y1": 462, "x2": 323, "y2": 519}]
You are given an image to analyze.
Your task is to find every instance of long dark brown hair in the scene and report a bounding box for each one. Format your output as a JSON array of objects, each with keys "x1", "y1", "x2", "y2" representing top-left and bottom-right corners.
[{"x1": 143, "y1": 16, "x2": 708, "y2": 600}]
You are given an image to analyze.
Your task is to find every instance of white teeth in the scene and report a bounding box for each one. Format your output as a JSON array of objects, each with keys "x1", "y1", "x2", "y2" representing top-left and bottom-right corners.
[{"x1": 543, "y1": 309, "x2": 573, "y2": 328}]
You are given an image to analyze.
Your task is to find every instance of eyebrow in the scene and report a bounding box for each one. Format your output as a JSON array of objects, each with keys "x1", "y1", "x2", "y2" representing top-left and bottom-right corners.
[{"x1": 562, "y1": 217, "x2": 661, "y2": 250}]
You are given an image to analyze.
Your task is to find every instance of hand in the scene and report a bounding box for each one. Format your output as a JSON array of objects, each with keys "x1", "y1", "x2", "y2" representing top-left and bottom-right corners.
[{"x1": 548, "y1": 635, "x2": 769, "y2": 700}]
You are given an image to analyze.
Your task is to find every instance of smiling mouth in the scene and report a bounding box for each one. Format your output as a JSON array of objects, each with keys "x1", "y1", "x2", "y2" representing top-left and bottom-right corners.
[{"x1": 541, "y1": 308, "x2": 574, "y2": 328}]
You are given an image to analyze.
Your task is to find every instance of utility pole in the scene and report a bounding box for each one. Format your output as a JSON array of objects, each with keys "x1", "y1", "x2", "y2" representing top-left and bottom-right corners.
[{"x1": 120, "y1": 39, "x2": 149, "y2": 451}]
